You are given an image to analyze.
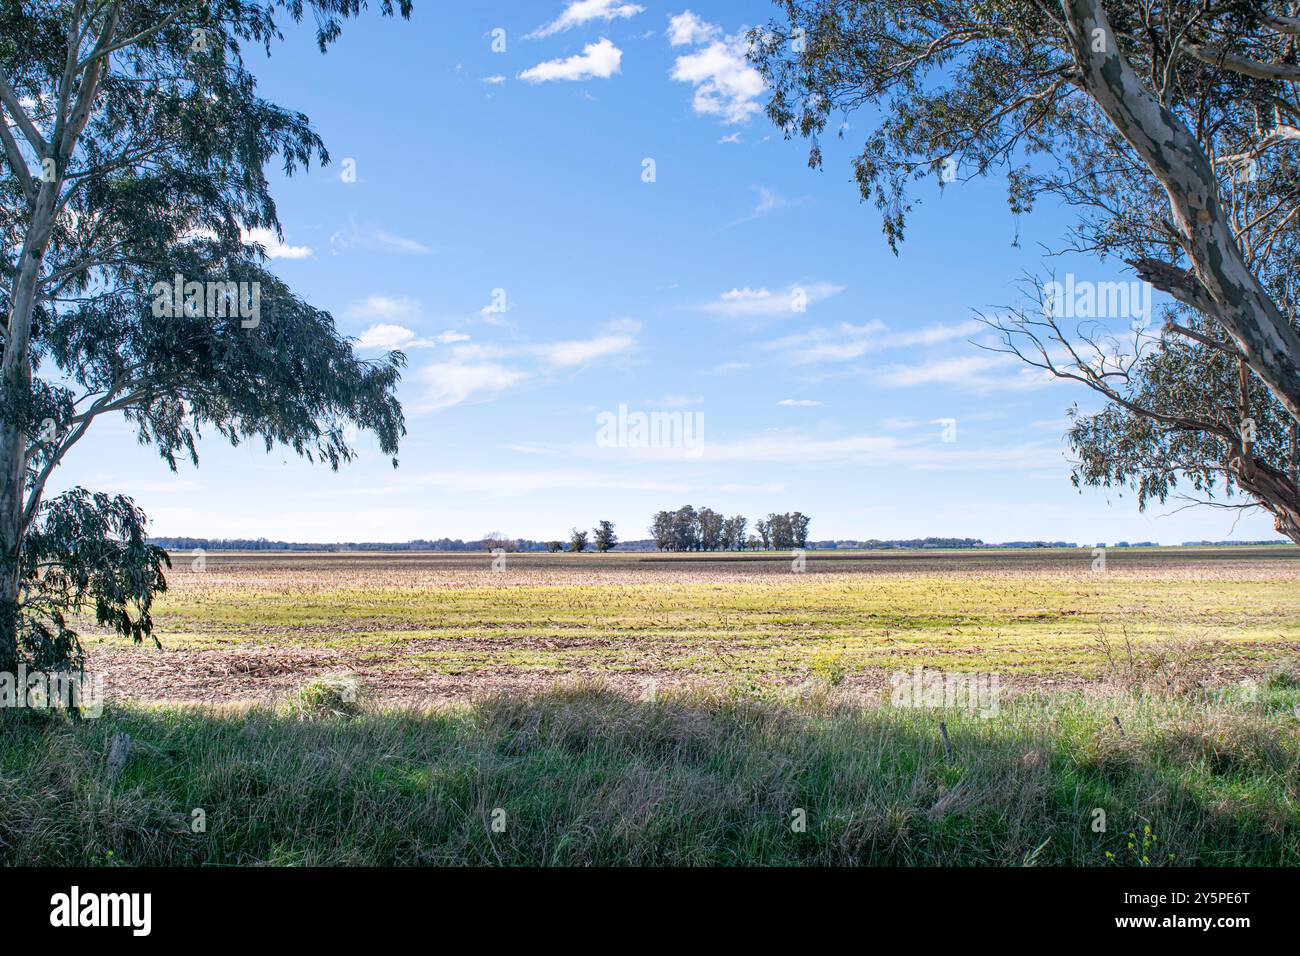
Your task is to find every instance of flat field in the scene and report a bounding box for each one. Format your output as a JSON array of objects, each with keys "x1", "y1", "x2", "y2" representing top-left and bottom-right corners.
[
  {"x1": 83, "y1": 546, "x2": 1300, "y2": 705},
  {"x1": 12, "y1": 546, "x2": 1296, "y2": 866}
]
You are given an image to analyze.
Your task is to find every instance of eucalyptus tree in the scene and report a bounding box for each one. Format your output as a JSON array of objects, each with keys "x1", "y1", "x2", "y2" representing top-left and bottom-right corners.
[
  {"x1": 722, "y1": 513, "x2": 747, "y2": 550},
  {"x1": 751, "y1": 0, "x2": 1300, "y2": 541},
  {"x1": 697, "y1": 506, "x2": 724, "y2": 551},
  {"x1": 650, "y1": 510, "x2": 674, "y2": 551},
  {"x1": 593, "y1": 519, "x2": 617, "y2": 552},
  {"x1": 1, "y1": 1, "x2": 412, "y2": 680}
]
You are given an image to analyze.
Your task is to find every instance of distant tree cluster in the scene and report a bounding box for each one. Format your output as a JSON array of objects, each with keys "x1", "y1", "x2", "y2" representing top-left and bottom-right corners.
[
  {"x1": 754, "y1": 513, "x2": 811, "y2": 551},
  {"x1": 811, "y1": 537, "x2": 1078, "y2": 550},
  {"x1": 560, "y1": 521, "x2": 616, "y2": 553},
  {"x1": 649, "y1": 507, "x2": 809, "y2": 551}
]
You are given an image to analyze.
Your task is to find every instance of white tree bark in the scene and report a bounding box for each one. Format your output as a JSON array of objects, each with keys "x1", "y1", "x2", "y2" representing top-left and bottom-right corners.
[{"x1": 1061, "y1": 0, "x2": 1300, "y2": 426}]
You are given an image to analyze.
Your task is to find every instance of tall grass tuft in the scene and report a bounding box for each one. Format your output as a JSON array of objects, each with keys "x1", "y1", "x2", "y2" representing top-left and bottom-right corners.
[{"x1": 0, "y1": 682, "x2": 1295, "y2": 866}]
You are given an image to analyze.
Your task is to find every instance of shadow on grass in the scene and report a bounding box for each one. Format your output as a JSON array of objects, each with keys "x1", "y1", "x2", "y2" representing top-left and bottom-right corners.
[{"x1": 1, "y1": 683, "x2": 1296, "y2": 866}]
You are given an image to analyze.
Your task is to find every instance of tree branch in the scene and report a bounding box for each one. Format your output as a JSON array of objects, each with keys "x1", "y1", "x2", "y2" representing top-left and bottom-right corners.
[
  {"x1": 1180, "y1": 40, "x2": 1300, "y2": 82},
  {"x1": 1126, "y1": 256, "x2": 1218, "y2": 315},
  {"x1": 1062, "y1": 0, "x2": 1300, "y2": 425},
  {"x1": 0, "y1": 113, "x2": 36, "y2": 204},
  {"x1": 0, "y1": 71, "x2": 49, "y2": 153}
]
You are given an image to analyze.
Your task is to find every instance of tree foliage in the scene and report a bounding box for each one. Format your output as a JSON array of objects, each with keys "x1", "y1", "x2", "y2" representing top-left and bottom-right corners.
[
  {"x1": 1, "y1": 1, "x2": 412, "y2": 685},
  {"x1": 751, "y1": 0, "x2": 1300, "y2": 541}
]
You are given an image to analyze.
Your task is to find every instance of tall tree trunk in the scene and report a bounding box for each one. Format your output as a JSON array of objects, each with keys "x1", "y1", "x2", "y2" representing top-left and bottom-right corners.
[
  {"x1": 0, "y1": 391, "x2": 26, "y2": 674},
  {"x1": 0, "y1": 182, "x2": 55, "y2": 671}
]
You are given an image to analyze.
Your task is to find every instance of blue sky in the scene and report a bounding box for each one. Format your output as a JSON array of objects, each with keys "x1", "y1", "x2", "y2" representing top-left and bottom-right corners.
[{"x1": 50, "y1": 0, "x2": 1278, "y2": 544}]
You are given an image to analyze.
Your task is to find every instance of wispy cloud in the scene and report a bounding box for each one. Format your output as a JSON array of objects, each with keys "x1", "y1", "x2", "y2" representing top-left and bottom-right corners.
[
  {"x1": 768, "y1": 319, "x2": 981, "y2": 364},
  {"x1": 413, "y1": 322, "x2": 640, "y2": 410},
  {"x1": 519, "y1": 38, "x2": 623, "y2": 83},
  {"x1": 699, "y1": 282, "x2": 844, "y2": 318},
  {"x1": 296, "y1": 468, "x2": 783, "y2": 501},
  {"x1": 329, "y1": 220, "x2": 434, "y2": 255},
  {"x1": 873, "y1": 354, "x2": 1054, "y2": 391},
  {"x1": 416, "y1": 362, "x2": 527, "y2": 411},
  {"x1": 528, "y1": 1, "x2": 645, "y2": 39},
  {"x1": 694, "y1": 432, "x2": 901, "y2": 463},
  {"x1": 655, "y1": 394, "x2": 704, "y2": 408},
  {"x1": 778, "y1": 399, "x2": 823, "y2": 407},
  {"x1": 714, "y1": 184, "x2": 792, "y2": 232},
  {"x1": 535, "y1": 332, "x2": 637, "y2": 366},
  {"x1": 345, "y1": 294, "x2": 421, "y2": 324}
]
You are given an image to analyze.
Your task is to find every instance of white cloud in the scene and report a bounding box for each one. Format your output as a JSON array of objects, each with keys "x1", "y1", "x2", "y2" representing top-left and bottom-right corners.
[
  {"x1": 669, "y1": 29, "x2": 764, "y2": 124},
  {"x1": 416, "y1": 362, "x2": 527, "y2": 411},
  {"x1": 718, "y1": 132, "x2": 742, "y2": 145},
  {"x1": 528, "y1": 1, "x2": 645, "y2": 39},
  {"x1": 535, "y1": 333, "x2": 636, "y2": 366},
  {"x1": 700, "y1": 282, "x2": 844, "y2": 317},
  {"x1": 519, "y1": 38, "x2": 623, "y2": 83},
  {"x1": 356, "y1": 324, "x2": 438, "y2": 350},
  {"x1": 346, "y1": 297, "x2": 469, "y2": 351},
  {"x1": 184, "y1": 225, "x2": 312, "y2": 259},
  {"x1": 667, "y1": 10, "x2": 720, "y2": 46},
  {"x1": 482, "y1": 75, "x2": 506, "y2": 84},
  {"x1": 242, "y1": 226, "x2": 312, "y2": 260},
  {"x1": 778, "y1": 399, "x2": 823, "y2": 407}
]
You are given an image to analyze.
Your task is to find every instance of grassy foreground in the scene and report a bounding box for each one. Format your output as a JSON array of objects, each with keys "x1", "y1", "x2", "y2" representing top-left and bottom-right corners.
[{"x1": 2, "y1": 679, "x2": 1297, "y2": 866}]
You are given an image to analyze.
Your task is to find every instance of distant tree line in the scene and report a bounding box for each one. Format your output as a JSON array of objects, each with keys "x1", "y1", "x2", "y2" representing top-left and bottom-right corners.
[
  {"x1": 147, "y1": 534, "x2": 1288, "y2": 554},
  {"x1": 151, "y1": 535, "x2": 558, "y2": 553},
  {"x1": 649, "y1": 507, "x2": 810, "y2": 551}
]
